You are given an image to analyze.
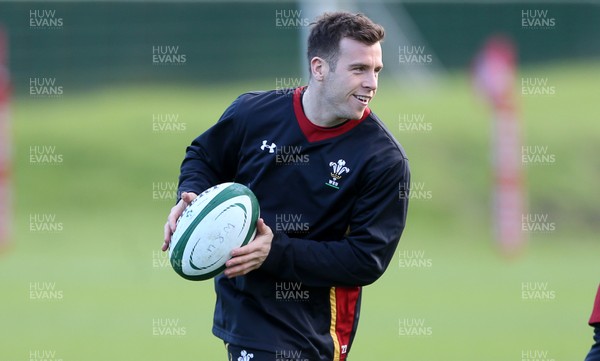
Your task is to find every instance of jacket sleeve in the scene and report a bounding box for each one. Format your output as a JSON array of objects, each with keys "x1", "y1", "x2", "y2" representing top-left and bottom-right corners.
[
  {"x1": 177, "y1": 96, "x2": 244, "y2": 200},
  {"x1": 260, "y1": 157, "x2": 410, "y2": 287}
]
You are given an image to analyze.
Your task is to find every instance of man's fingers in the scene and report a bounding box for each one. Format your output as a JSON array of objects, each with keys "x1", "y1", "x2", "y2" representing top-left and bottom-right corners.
[
  {"x1": 225, "y1": 256, "x2": 246, "y2": 269},
  {"x1": 181, "y1": 191, "x2": 198, "y2": 204},
  {"x1": 224, "y1": 261, "x2": 261, "y2": 278},
  {"x1": 225, "y1": 218, "x2": 273, "y2": 278},
  {"x1": 168, "y1": 191, "x2": 197, "y2": 229},
  {"x1": 162, "y1": 191, "x2": 198, "y2": 252},
  {"x1": 162, "y1": 222, "x2": 172, "y2": 251},
  {"x1": 255, "y1": 218, "x2": 269, "y2": 235},
  {"x1": 225, "y1": 242, "x2": 261, "y2": 267},
  {"x1": 230, "y1": 240, "x2": 258, "y2": 258},
  {"x1": 230, "y1": 219, "x2": 270, "y2": 257},
  {"x1": 225, "y1": 252, "x2": 263, "y2": 277}
]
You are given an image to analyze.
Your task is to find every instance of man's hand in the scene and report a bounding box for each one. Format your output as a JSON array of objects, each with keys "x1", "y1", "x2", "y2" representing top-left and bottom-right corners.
[
  {"x1": 224, "y1": 218, "x2": 273, "y2": 278},
  {"x1": 162, "y1": 191, "x2": 198, "y2": 251}
]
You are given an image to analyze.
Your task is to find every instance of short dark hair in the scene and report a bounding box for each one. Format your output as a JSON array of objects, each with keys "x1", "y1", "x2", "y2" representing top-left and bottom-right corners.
[{"x1": 307, "y1": 12, "x2": 385, "y2": 72}]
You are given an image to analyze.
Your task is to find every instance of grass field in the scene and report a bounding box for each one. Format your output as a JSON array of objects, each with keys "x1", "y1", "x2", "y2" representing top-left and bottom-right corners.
[{"x1": 1, "y1": 61, "x2": 599, "y2": 361}]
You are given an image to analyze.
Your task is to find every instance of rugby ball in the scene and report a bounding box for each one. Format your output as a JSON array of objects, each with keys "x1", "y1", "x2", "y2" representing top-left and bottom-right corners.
[{"x1": 169, "y1": 182, "x2": 260, "y2": 281}]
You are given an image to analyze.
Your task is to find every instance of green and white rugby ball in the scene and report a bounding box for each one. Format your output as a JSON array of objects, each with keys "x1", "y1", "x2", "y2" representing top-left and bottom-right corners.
[{"x1": 169, "y1": 182, "x2": 260, "y2": 281}]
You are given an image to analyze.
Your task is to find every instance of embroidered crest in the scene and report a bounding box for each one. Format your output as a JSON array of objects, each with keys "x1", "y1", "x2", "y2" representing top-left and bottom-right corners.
[{"x1": 326, "y1": 159, "x2": 350, "y2": 189}]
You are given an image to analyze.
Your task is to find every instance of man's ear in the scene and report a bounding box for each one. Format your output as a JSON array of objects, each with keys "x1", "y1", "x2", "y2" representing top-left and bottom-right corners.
[{"x1": 310, "y1": 57, "x2": 328, "y2": 82}]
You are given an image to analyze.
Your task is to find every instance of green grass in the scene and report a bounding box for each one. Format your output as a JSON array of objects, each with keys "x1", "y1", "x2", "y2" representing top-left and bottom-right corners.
[{"x1": 1, "y1": 61, "x2": 599, "y2": 360}]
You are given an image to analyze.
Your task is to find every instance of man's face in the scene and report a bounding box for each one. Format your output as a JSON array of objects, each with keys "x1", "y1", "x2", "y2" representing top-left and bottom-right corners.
[{"x1": 321, "y1": 37, "x2": 383, "y2": 121}]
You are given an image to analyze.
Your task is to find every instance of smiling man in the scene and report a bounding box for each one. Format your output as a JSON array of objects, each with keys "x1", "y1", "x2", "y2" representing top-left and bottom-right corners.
[
  {"x1": 163, "y1": 12, "x2": 410, "y2": 361},
  {"x1": 302, "y1": 36, "x2": 382, "y2": 127}
]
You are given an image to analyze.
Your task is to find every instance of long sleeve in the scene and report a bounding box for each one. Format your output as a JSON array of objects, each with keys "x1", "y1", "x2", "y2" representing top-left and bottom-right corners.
[
  {"x1": 260, "y1": 158, "x2": 410, "y2": 287},
  {"x1": 177, "y1": 96, "x2": 244, "y2": 199}
]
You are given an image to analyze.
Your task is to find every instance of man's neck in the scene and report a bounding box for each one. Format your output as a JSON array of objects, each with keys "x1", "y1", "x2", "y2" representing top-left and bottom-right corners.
[{"x1": 301, "y1": 86, "x2": 347, "y2": 128}]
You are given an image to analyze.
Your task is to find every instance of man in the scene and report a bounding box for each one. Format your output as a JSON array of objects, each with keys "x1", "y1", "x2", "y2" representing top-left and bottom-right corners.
[
  {"x1": 585, "y1": 285, "x2": 600, "y2": 361},
  {"x1": 162, "y1": 12, "x2": 410, "y2": 361}
]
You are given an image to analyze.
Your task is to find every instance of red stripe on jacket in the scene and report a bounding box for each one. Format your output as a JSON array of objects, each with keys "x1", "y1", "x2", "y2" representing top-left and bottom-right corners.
[{"x1": 334, "y1": 287, "x2": 360, "y2": 360}]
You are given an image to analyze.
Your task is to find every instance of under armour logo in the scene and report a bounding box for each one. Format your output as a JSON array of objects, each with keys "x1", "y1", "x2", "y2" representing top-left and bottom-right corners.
[
  {"x1": 238, "y1": 350, "x2": 254, "y2": 361},
  {"x1": 260, "y1": 140, "x2": 276, "y2": 153}
]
